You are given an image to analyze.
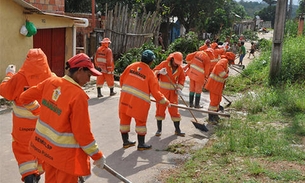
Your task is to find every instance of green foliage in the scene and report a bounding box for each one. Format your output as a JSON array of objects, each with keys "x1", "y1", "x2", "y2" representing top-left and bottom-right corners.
[
  {"x1": 284, "y1": 20, "x2": 299, "y2": 38},
  {"x1": 238, "y1": 1, "x2": 268, "y2": 17},
  {"x1": 256, "y1": 5, "x2": 276, "y2": 28},
  {"x1": 257, "y1": 38, "x2": 272, "y2": 51},
  {"x1": 114, "y1": 41, "x2": 166, "y2": 74},
  {"x1": 279, "y1": 36, "x2": 305, "y2": 83},
  {"x1": 166, "y1": 31, "x2": 200, "y2": 57},
  {"x1": 242, "y1": 30, "x2": 259, "y2": 41}
]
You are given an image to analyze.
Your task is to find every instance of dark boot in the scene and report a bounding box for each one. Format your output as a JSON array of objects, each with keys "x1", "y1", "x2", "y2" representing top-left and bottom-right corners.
[
  {"x1": 121, "y1": 133, "x2": 136, "y2": 149},
  {"x1": 137, "y1": 135, "x2": 152, "y2": 151},
  {"x1": 208, "y1": 114, "x2": 218, "y2": 125},
  {"x1": 24, "y1": 174, "x2": 40, "y2": 183},
  {"x1": 97, "y1": 87, "x2": 103, "y2": 98},
  {"x1": 155, "y1": 120, "x2": 162, "y2": 136},
  {"x1": 189, "y1": 94, "x2": 194, "y2": 108},
  {"x1": 195, "y1": 95, "x2": 203, "y2": 108},
  {"x1": 174, "y1": 121, "x2": 185, "y2": 137},
  {"x1": 219, "y1": 105, "x2": 224, "y2": 112},
  {"x1": 110, "y1": 88, "x2": 117, "y2": 96}
]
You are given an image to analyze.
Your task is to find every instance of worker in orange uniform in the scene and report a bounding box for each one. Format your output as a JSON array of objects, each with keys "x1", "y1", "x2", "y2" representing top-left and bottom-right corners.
[
  {"x1": 204, "y1": 52, "x2": 236, "y2": 124},
  {"x1": 19, "y1": 53, "x2": 106, "y2": 183},
  {"x1": 210, "y1": 42, "x2": 226, "y2": 73},
  {"x1": 153, "y1": 52, "x2": 186, "y2": 137},
  {"x1": 119, "y1": 50, "x2": 170, "y2": 151},
  {"x1": 94, "y1": 37, "x2": 116, "y2": 97},
  {"x1": 199, "y1": 39, "x2": 211, "y2": 51},
  {"x1": 184, "y1": 50, "x2": 211, "y2": 108},
  {"x1": 0, "y1": 48, "x2": 53, "y2": 183}
]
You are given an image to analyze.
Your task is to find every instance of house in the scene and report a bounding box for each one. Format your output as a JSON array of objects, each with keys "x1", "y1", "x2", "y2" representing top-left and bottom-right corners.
[{"x1": 0, "y1": 0, "x2": 89, "y2": 79}]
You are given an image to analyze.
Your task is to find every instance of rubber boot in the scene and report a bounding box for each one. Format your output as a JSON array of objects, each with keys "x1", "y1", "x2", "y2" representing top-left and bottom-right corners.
[
  {"x1": 155, "y1": 120, "x2": 162, "y2": 136},
  {"x1": 137, "y1": 135, "x2": 152, "y2": 151},
  {"x1": 219, "y1": 105, "x2": 224, "y2": 112},
  {"x1": 194, "y1": 95, "x2": 203, "y2": 108},
  {"x1": 121, "y1": 133, "x2": 136, "y2": 149},
  {"x1": 24, "y1": 174, "x2": 40, "y2": 183},
  {"x1": 189, "y1": 94, "x2": 194, "y2": 108},
  {"x1": 208, "y1": 114, "x2": 218, "y2": 125},
  {"x1": 110, "y1": 88, "x2": 117, "y2": 96},
  {"x1": 97, "y1": 87, "x2": 103, "y2": 98},
  {"x1": 174, "y1": 121, "x2": 185, "y2": 137}
]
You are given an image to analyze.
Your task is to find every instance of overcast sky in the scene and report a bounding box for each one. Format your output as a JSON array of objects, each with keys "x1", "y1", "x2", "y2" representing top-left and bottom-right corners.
[{"x1": 236, "y1": 0, "x2": 299, "y2": 5}]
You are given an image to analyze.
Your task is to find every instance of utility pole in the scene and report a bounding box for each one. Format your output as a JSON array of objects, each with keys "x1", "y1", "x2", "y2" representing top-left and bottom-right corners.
[{"x1": 269, "y1": 0, "x2": 288, "y2": 85}]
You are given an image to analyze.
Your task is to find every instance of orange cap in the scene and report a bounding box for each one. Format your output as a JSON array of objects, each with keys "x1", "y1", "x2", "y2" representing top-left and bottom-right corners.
[
  {"x1": 225, "y1": 52, "x2": 236, "y2": 60},
  {"x1": 169, "y1": 52, "x2": 183, "y2": 65},
  {"x1": 100, "y1": 38, "x2": 111, "y2": 44}
]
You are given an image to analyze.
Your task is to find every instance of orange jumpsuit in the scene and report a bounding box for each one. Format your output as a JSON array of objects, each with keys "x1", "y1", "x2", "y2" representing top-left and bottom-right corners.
[
  {"x1": 210, "y1": 47, "x2": 226, "y2": 73},
  {"x1": 204, "y1": 57, "x2": 229, "y2": 112},
  {"x1": 0, "y1": 48, "x2": 52, "y2": 181},
  {"x1": 94, "y1": 44, "x2": 115, "y2": 88},
  {"x1": 19, "y1": 75, "x2": 103, "y2": 182},
  {"x1": 185, "y1": 51, "x2": 211, "y2": 93},
  {"x1": 119, "y1": 62, "x2": 168, "y2": 135},
  {"x1": 153, "y1": 60, "x2": 185, "y2": 121}
]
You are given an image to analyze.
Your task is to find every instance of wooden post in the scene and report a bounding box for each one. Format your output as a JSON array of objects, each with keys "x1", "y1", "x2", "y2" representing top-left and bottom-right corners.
[
  {"x1": 92, "y1": 0, "x2": 96, "y2": 29},
  {"x1": 269, "y1": 0, "x2": 288, "y2": 85},
  {"x1": 298, "y1": 14, "x2": 304, "y2": 36}
]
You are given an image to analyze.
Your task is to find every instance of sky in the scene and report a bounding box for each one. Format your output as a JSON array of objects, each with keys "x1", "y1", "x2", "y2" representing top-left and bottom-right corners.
[{"x1": 235, "y1": 0, "x2": 299, "y2": 5}]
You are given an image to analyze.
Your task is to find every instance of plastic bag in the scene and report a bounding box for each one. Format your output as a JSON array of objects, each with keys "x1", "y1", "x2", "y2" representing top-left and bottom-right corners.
[
  {"x1": 20, "y1": 25, "x2": 28, "y2": 36},
  {"x1": 25, "y1": 20, "x2": 37, "y2": 37}
]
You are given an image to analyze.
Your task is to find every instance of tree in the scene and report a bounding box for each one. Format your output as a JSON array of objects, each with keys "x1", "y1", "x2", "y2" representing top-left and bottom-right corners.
[
  {"x1": 262, "y1": 0, "x2": 277, "y2": 6},
  {"x1": 65, "y1": 0, "x2": 91, "y2": 13}
]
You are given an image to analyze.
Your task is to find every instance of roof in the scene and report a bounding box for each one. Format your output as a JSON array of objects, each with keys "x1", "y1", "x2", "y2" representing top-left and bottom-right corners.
[{"x1": 13, "y1": 0, "x2": 87, "y2": 24}]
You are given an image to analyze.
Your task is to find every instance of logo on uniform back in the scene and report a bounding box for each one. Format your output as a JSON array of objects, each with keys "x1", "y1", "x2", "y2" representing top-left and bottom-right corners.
[{"x1": 52, "y1": 87, "x2": 61, "y2": 102}]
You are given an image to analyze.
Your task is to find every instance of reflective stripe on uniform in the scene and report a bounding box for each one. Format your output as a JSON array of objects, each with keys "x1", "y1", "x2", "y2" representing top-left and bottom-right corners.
[
  {"x1": 219, "y1": 71, "x2": 227, "y2": 78},
  {"x1": 121, "y1": 85, "x2": 150, "y2": 103},
  {"x1": 210, "y1": 59, "x2": 218, "y2": 62},
  {"x1": 159, "y1": 81, "x2": 175, "y2": 90},
  {"x1": 12, "y1": 102, "x2": 37, "y2": 119},
  {"x1": 190, "y1": 64, "x2": 205, "y2": 74},
  {"x1": 81, "y1": 140, "x2": 99, "y2": 157},
  {"x1": 96, "y1": 58, "x2": 106, "y2": 63},
  {"x1": 135, "y1": 126, "x2": 147, "y2": 134},
  {"x1": 19, "y1": 160, "x2": 37, "y2": 175},
  {"x1": 36, "y1": 119, "x2": 80, "y2": 148},
  {"x1": 209, "y1": 73, "x2": 226, "y2": 83},
  {"x1": 120, "y1": 125, "x2": 130, "y2": 133}
]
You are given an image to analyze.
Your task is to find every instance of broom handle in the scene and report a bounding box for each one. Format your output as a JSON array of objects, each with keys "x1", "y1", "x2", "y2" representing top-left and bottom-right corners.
[
  {"x1": 164, "y1": 74, "x2": 199, "y2": 123},
  {"x1": 104, "y1": 164, "x2": 132, "y2": 183},
  {"x1": 151, "y1": 99, "x2": 230, "y2": 117}
]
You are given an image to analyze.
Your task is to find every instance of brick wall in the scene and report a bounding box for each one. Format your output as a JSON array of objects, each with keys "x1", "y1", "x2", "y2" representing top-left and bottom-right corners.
[{"x1": 24, "y1": 0, "x2": 65, "y2": 14}]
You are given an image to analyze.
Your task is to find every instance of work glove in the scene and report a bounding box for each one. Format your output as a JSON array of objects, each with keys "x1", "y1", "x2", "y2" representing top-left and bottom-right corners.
[
  {"x1": 93, "y1": 155, "x2": 106, "y2": 169},
  {"x1": 165, "y1": 98, "x2": 171, "y2": 107},
  {"x1": 175, "y1": 89, "x2": 183, "y2": 96},
  {"x1": 159, "y1": 68, "x2": 167, "y2": 75},
  {"x1": 6, "y1": 65, "x2": 16, "y2": 75}
]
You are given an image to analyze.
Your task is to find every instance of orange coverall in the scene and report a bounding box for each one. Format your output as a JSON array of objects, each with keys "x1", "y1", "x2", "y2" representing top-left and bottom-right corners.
[
  {"x1": 153, "y1": 59, "x2": 185, "y2": 121},
  {"x1": 0, "y1": 48, "x2": 52, "y2": 181},
  {"x1": 204, "y1": 57, "x2": 229, "y2": 112},
  {"x1": 119, "y1": 62, "x2": 168, "y2": 135},
  {"x1": 210, "y1": 47, "x2": 226, "y2": 73},
  {"x1": 94, "y1": 44, "x2": 115, "y2": 88},
  {"x1": 185, "y1": 51, "x2": 211, "y2": 93},
  {"x1": 19, "y1": 75, "x2": 103, "y2": 182}
]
